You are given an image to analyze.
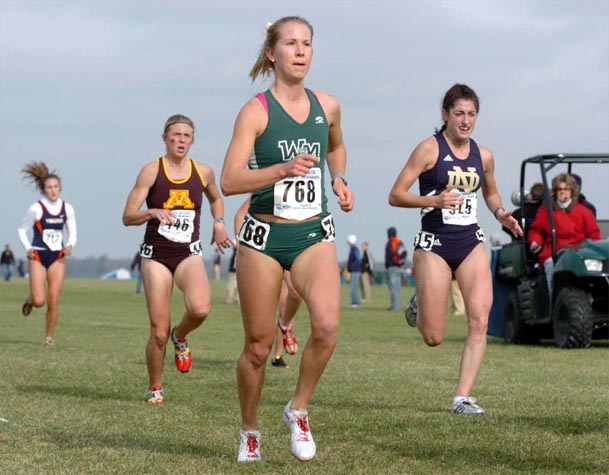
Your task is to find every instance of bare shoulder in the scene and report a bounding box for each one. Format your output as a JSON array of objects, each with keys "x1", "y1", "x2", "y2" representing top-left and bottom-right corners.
[
  {"x1": 236, "y1": 96, "x2": 268, "y2": 132},
  {"x1": 311, "y1": 90, "x2": 340, "y2": 117},
  {"x1": 409, "y1": 136, "x2": 439, "y2": 171},
  {"x1": 195, "y1": 161, "x2": 215, "y2": 183},
  {"x1": 137, "y1": 159, "x2": 160, "y2": 186},
  {"x1": 312, "y1": 90, "x2": 339, "y2": 106},
  {"x1": 417, "y1": 136, "x2": 439, "y2": 154},
  {"x1": 312, "y1": 91, "x2": 341, "y2": 125},
  {"x1": 478, "y1": 144, "x2": 495, "y2": 169}
]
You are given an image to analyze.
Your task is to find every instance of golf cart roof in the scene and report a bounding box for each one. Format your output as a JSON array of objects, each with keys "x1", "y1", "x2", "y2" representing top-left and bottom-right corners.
[
  {"x1": 521, "y1": 153, "x2": 609, "y2": 171},
  {"x1": 520, "y1": 153, "x2": 609, "y2": 186}
]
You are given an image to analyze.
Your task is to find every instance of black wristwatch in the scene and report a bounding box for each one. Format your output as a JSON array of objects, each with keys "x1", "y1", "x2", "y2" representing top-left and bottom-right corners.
[{"x1": 331, "y1": 174, "x2": 347, "y2": 186}]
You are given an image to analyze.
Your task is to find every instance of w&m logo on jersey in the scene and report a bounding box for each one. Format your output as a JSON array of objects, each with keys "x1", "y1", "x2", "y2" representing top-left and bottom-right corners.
[
  {"x1": 163, "y1": 190, "x2": 195, "y2": 209},
  {"x1": 277, "y1": 139, "x2": 321, "y2": 162},
  {"x1": 446, "y1": 166, "x2": 480, "y2": 192}
]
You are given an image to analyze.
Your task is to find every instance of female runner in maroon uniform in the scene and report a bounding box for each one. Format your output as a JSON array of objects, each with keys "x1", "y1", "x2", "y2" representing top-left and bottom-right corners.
[{"x1": 122, "y1": 114, "x2": 231, "y2": 404}]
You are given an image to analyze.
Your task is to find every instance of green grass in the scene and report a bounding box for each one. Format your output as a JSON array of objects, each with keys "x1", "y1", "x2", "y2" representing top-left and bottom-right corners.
[{"x1": 0, "y1": 278, "x2": 607, "y2": 474}]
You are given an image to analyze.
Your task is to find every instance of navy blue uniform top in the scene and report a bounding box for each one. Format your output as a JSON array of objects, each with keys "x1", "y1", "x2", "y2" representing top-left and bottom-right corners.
[
  {"x1": 419, "y1": 133, "x2": 484, "y2": 235},
  {"x1": 32, "y1": 200, "x2": 66, "y2": 251}
]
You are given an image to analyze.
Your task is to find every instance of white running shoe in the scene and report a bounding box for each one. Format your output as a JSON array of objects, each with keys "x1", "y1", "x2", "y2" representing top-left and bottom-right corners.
[
  {"x1": 451, "y1": 397, "x2": 485, "y2": 415},
  {"x1": 404, "y1": 293, "x2": 418, "y2": 327},
  {"x1": 283, "y1": 399, "x2": 316, "y2": 461},
  {"x1": 237, "y1": 429, "x2": 261, "y2": 462}
]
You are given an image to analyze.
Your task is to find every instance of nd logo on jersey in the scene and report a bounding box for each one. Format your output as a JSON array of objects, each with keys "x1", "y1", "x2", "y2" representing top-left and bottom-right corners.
[
  {"x1": 446, "y1": 166, "x2": 480, "y2": 192},
  {"x1": 163, "y1": 190, "x2": 195, "y2": 209},
  {"x1": 277, "y1": 139, "x2": 321, "y2": 161}
]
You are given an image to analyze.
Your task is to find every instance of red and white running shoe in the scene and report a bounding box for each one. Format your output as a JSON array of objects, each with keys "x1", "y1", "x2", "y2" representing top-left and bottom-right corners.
[
  {"x1": 283, "y1": 399, "x2": 316, "y2": 461},
  {"x1": 237, "y1": 429, "x2": 261, "y2": 462},
  {"x1": 278, "y1": 322, "x2": 298, "y2": 355},
  {"x1": 171, "y1": 326, "x2": 192, "y2": 373}
]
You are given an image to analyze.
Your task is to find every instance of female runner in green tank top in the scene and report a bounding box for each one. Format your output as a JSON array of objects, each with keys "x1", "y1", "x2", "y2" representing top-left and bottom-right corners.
[{"x1": 221, "y1": 16, "x2": 354, "y2": 463}]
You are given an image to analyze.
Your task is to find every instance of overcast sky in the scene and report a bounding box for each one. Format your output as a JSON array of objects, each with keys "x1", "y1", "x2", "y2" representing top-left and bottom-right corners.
[{"x1": 1, "y1": 0, "x2": 607, "y2": 262}]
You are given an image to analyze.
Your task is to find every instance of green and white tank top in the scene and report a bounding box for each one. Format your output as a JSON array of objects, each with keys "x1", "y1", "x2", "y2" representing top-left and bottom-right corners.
[{"x1": 248, "y1": 88, "x2": 330, "y2": 220}]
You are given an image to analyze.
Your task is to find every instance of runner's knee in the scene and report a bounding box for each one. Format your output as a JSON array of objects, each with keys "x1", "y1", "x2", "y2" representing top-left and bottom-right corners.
[
  {"x1": 149, "y1": 325, "x2": 170, "y2": 347},
  {"x1": 31, "y1": 295, "x2": 46, "y2": 307},
  {"x1": 245, "y1": 341, "x2": 272, "y2": 368},
  {"x1": 189, "y1": 302, "x2": 211, "y2": 322},
  {"x1": 422, "y1": 334, "x2": 444, "y2": 347},
  {"x1": 467, "y1": 314, "x2": 489, "y2": 337},
  {"x1": 310, "y1": 315, "x2": 339, "y2": 343},
  {"x1": 420, "y1": 324, "x2": 445, "y2": 346}
]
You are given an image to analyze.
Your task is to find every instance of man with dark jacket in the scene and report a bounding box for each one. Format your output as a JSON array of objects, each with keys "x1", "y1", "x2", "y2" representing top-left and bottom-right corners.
[
  {"x1": 572, "y1": 174, "x2": 597, "y2": 218},
  {"x1": 346, "y1": 234, "x2": 362, "y2": 308},
  {"x1": 1, "y1": 244, "x2": 16, "y2": 282},
  {"x1": 385, "y1": 227, "x2": 406, "y2": 311}
]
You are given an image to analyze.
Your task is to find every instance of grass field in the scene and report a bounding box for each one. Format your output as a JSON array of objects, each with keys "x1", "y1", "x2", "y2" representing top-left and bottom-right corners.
[{"x1": 1, "y1": 278, "x2": 607, "y2": 474}]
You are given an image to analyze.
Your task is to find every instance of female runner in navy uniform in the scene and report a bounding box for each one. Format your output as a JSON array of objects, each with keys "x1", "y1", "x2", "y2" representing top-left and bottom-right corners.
[
  {"x1": 18, "y1": 162, "x2": 77, "y2": 346},
  {"x1": 389, "y1": 84, "x2": 522, "y2": 415},
  {"x1": 122, "y1": 114, "x2": 231, "y2": 404},
  {"x1": 221, "y1": 17, "x2": 354, "y2": 462}
]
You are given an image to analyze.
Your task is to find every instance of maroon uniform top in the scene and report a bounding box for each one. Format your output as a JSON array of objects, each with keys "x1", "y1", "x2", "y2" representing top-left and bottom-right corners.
[{"x1": 143, "y1": 157, "x2": 206, "y2": 257}]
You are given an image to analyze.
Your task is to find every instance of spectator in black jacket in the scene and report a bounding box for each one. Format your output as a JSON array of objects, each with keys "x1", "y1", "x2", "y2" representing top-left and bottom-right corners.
[
  {"x1": 502, "y1": 183, "x2": 543, "y2": 239},
  {"x1": 572, "y1": 174, "x2": 597, "y2": 218},
  {"x1": 1, "y1": 244, "x2": 16, "y2": 281},
  {"x1": 346, "y1": 235, "x2": 362, "y2": 308}
]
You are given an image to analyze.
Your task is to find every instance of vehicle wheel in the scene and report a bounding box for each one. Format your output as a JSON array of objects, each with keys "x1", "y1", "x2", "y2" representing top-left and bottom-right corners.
[
  {"x1": 504, "y1": 292, "x2": 525, "y2": 344},
  {"x1": 553, "y1": 287, "x2": 593, "y2": 348}
]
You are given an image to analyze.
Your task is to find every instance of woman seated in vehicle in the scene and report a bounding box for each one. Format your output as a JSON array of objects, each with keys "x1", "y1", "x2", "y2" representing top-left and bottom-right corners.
[{"x1": 528, "y1": 173, "x2": 600, "y2": 295}]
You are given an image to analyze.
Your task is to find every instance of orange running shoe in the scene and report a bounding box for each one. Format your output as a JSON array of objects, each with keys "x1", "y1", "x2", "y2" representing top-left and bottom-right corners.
[
  {"x1": 170, "y1": 326, "x2": 192, "y2": 373},
  {"x1": 278, "y1": 322, "x2": 298, "y2": 356}
]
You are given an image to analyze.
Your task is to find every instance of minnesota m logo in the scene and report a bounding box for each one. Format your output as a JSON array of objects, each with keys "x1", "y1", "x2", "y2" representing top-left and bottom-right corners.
[
  {"x1": 163, "y1": 190, "x2": 195, "y2": 209},
  {"x1": 446, "y1": 166, "x2": 480, "y2": 192},
  {"x1": 277, "y1": 139, "x2": 321, "y2": 161}
]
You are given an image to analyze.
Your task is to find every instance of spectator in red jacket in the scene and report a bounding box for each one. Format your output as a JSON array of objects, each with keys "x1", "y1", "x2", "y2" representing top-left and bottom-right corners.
[{"x1": 528, "y1": 173, "x2": 600, "y2": 295}]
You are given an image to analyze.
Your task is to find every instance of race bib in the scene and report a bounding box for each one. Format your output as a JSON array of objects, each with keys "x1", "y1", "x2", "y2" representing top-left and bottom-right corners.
[
  {"x1": 238, "y1": 214, "x2": 271, "y2": 251},
  {"x1": 321, "y1": 215, "x2": 335, "y2": 242},
  {"x1": 157, "y1": 210, "x2": 195, "y2": 243},
  {"x1": 42, "y1": 229, "x2": 63, "y2": 251},
  {"x1": 414, "y1": 230, "x2": 437, "y2": 251},
  {"x1": 140, "y1": 243, "x2": 153, "y2": 258},
  {"x1": 442, "y1": 192, "x2": 478, "y2": 226},
  {"x1": 189, "y1": 240, "x2": 203, "y2": 256},
  {"x1": 273, "y1": 168, "x2": 322, "y2": 220}
]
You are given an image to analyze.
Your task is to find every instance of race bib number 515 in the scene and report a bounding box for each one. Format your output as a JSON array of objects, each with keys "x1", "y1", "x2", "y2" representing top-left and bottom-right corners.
[{"x1": 442, "y1": 191, "x2": 478, "y2": 226}]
